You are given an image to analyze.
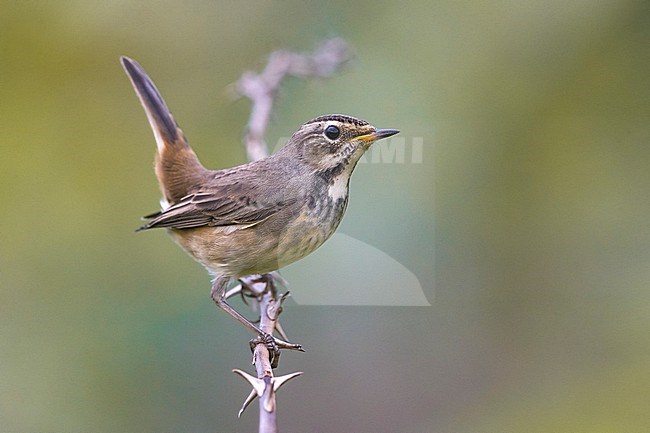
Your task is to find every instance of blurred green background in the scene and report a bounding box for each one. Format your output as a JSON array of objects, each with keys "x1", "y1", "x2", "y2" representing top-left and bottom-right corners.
[{"x1": 1, "y1": 1, "x2": 649, "y2": 432}]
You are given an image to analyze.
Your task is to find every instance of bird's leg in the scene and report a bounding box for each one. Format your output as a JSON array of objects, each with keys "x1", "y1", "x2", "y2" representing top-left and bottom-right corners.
[
  {"x1": 211, "y1": 276, "x2": 264, "y2": 335},
  {"x1": 210, "y1": 276, "x2": 303, "y2": 364}
]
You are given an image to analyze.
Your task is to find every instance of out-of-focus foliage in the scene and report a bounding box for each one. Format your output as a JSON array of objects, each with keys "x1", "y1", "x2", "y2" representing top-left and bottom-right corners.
[{"x1": 1, "y1": 1, "x2": 648, "y2": 432}]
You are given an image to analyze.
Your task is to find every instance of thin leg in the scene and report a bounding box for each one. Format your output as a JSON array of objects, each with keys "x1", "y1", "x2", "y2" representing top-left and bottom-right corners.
[
  {"x1": 210, "y1": 276, "x2": 303, "y2": 351},
  {"x1": 211, "y1": 276, "x2": 264, "y2": 335}
]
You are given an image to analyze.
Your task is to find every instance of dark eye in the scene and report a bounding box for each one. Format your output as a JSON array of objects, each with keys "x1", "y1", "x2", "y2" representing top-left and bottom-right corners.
[{"x1": 324, "y1": 125, "x2": 340, "y2": 140}]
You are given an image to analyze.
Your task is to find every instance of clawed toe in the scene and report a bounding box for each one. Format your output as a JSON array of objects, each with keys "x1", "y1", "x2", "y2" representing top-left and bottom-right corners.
[{"x1": 249, "y1": 333, "x2": 303, "y2": 368}]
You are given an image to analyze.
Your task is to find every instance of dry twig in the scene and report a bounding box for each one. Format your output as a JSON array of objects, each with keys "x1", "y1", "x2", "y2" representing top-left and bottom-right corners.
[{"x1": 235, "y1": 37, "x2": 353, "y2": 161}]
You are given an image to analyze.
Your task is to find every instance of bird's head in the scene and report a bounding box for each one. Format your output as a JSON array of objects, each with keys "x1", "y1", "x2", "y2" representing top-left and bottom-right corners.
[{"x1": 280, "y1": 114, "x2": 399, "y2": 177}]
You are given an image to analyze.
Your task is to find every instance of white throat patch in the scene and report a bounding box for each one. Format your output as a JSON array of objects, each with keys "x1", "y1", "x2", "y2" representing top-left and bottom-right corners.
[{"x1": 328, "y1": 174, "x2": 349, "y2": 201}]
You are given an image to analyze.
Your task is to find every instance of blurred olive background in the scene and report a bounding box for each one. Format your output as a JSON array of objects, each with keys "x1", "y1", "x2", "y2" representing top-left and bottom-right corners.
[{"x1": 1, "y1": 1, "x2": 649, "y2": 432}]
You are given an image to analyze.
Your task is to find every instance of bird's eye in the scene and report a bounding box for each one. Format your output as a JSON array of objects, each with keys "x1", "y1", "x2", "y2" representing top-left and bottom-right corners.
[{"x1": 324, "y1": 125, "x2": 340, "y2": 140}]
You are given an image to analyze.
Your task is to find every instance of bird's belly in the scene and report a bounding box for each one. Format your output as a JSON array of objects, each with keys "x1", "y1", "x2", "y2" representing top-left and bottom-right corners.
[{"x1": 167, "y1": 207, "x2": 342, "y2": 278}]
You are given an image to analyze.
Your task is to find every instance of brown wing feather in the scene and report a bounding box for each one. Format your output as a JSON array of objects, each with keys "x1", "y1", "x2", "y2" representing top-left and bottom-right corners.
[{"x1": 137, "y1": 191, "x2": 297, "y2": 231}]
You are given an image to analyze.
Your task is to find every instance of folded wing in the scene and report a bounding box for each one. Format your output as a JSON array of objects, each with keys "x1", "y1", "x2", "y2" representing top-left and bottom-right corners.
[{"x1": 138, "y1": 191, "x2": 296, "y2": 231}]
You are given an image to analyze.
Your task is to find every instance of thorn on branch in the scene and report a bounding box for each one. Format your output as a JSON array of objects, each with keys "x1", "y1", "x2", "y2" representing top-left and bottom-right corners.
[{"x1": 233, "y1": 369, "x2": 303, "y2": 417}]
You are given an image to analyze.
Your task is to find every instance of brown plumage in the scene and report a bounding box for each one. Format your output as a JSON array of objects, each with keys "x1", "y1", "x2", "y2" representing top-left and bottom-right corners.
[{"x1": 121, "y1": 56, "x2": 398, "y2": 358}]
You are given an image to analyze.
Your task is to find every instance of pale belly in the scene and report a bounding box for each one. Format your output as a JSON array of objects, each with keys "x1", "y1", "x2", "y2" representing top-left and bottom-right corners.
[{"x1": 167, "y1": 198, "x2": 346, "y2": 279}]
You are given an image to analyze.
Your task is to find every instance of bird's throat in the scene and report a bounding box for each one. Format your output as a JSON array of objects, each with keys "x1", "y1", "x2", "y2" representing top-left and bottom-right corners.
[{"x1": 328, "y1": 173, "x2": 350, "y2": 201}]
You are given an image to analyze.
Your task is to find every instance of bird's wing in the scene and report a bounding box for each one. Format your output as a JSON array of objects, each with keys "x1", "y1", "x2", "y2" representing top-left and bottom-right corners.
[{"x1": 137, "y1": 191, "x2": 296, "y2": 231}]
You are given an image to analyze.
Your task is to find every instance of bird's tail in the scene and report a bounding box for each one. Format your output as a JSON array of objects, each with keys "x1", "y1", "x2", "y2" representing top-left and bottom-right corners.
[{"x1": 121, "y1": 56, "x2": 207, "y2": 204}]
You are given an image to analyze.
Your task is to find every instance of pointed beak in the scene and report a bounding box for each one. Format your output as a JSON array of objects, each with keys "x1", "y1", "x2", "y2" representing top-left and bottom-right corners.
[{"x1": 356, "y1": 128, "x2": 400, "y2": 143}]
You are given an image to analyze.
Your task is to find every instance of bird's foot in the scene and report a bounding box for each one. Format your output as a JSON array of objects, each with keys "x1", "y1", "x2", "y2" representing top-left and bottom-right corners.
[{"x1": 249, "y1": 333, "x2": 304, "y2": 369}]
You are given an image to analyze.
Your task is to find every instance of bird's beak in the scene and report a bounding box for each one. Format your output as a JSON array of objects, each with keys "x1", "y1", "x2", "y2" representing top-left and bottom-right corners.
[{"x1": 356, "y1": 129, "x2": 400, "y2": 143}]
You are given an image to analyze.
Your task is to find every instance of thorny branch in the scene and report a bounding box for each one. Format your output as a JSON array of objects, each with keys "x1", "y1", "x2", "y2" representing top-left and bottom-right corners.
[{"x1": 228, "y1": 38, "x2": 353, "y2": 432}]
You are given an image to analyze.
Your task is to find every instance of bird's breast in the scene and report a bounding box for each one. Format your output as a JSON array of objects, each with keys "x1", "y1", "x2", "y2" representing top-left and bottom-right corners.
[{"x1": 274, "y1": 191, "x2": 349, "y2": 268}]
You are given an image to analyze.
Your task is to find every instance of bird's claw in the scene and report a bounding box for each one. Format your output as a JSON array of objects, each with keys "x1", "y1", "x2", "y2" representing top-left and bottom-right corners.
[
  {"x1": 249, "y1": 333, "x2": 304, "y2": 368},
  {"x1": 250, "y1": 333, "x2": 281, "y2": 368}
]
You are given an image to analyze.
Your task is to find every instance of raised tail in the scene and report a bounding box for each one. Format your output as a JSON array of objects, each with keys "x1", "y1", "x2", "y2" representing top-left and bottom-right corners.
[
  {"x1": 121, "y1": 56, "x2": 207, "y2": 204},
  {"x1": 120, "y1": 56, "x2": 184, "y2": 154}
]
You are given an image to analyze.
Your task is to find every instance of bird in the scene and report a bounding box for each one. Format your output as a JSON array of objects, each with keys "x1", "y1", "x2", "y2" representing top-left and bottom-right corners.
[{"x1": 121, "y1": 56, "x2": 398, "y2": 360}]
